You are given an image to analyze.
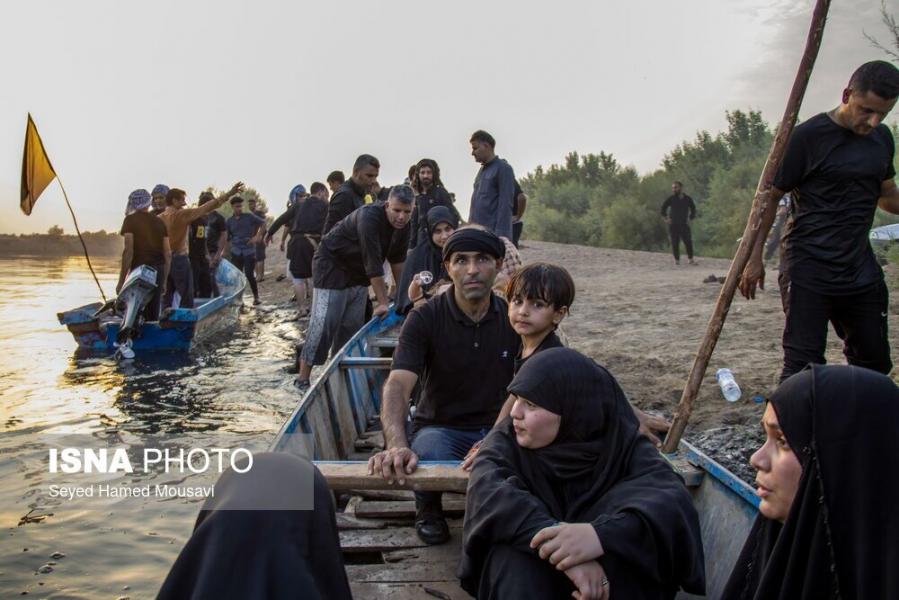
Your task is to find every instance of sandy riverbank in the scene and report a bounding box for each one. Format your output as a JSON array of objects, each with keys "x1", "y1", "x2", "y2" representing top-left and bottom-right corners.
[{"x1": 256, "y1": 239, "x2": 899, "y2": 480}]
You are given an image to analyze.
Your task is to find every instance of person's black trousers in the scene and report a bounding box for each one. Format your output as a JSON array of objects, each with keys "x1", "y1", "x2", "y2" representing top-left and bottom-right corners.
[
  {"x1": 164, "y1": 255, "x2": 195, "y2": 309},
  {"x1": 190, "y1": 256, "x2": 214, "y2": 299},
  {"x1": 231, "y1": 254, "x2": 259, "y2": 300},
  {"x1": 668, "y1": 223, "x2": 693, "y2": 261},
  {"x1": 779, "y1": 275, "x2": 892, "y2": 382},
  {"x1": 512, "y1": 220, "x2": 524, "y2": 248}
]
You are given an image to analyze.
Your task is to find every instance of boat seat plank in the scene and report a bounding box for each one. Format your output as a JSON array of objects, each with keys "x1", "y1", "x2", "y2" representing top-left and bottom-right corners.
[
  {"x1": 349, "y1": 489, "x2": 417, "y2": 501},
  {"x1": 319, "y1": 462, "x2": 468, "y2": 493},
  {"x1": 349, "y1": 581, "x2": 469, "y2": 600},
  {"x1": 339, "y1": 528, "x2": 428, "y2": 552},
  {"x1": 346, "y1": 562, "x2": 459, "y2": 584},
  {"x1": 341, "y1": 357, "x2": 393, "y2": 369},
  {"x1": 667, "y1": 454, "x2": 705, "y2": 487},
  {"x1": 355, "y1": 500, "x2": 466, "y2": 519},
  {"x1": 369, "y1": 337, "x2": 399, "y2": 349}
]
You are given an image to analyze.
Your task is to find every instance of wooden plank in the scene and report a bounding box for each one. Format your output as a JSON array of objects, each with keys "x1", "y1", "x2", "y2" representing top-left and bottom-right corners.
[
  {"x1": 369, "y1": 337, "x2": 399, "y2": 348},
  {"x1": 356, "y1": 500, "x2": 466, "y2": 519},
  {"x1": 349, "y1": 489, "x2": 416, "y2": 501},
  {"x1": 326, "y1": 374, "x2": 359, "y2": 459},
  {"x1": 346, "y1": 562, "x2": 458, "y2": 583},
  {"x1": 668, "y1": 454, "x2": 704, "y2": 487},
  {"x1": 308, "y1": 395, "x2": 340, "y2": 460},
  {"x1": 319, "y1": 462, "x2": 469, "y2": 493},
  {"x1": 340, "y1": 528, "x2": 427, "y2": 552},
  {"x1": 337, "y1": 513, "x2": 389, "y2": 530},
  {"x1": 350, "y1": 581, "x2": 468, "y2": 600},
  {"x1": 341, "y1": 356, "x2": 393, "y2": 369}
]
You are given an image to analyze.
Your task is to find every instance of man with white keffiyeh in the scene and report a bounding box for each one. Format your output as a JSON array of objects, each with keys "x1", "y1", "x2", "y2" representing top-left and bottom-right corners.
[{"x1": 118, "y1": 188, "x2": 172, "y2": 320}]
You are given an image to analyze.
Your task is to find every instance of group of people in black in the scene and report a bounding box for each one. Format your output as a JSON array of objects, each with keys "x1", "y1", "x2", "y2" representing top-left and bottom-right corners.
[{"x1": 154, "y1": 61, "x2": 899, "y2": 599}]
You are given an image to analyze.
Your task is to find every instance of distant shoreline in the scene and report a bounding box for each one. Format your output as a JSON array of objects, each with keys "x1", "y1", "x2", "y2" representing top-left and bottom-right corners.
[{"x1": 0, "y1": 233, "x2": 123, "y2": 257}]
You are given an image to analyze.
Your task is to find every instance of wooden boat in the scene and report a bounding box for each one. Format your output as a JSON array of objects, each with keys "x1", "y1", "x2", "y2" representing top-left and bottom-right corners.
[
  {"x1": 271, "y1": 310, "x2": 760, "y2": 599},
  {"x1": 57, "y1": 259, "x2": 246, "y2": 354}
]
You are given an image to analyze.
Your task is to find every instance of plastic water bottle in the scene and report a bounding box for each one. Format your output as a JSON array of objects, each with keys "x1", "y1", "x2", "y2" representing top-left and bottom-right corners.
[{"x1": 716, "y1": 368, "x2": 741, "y2": 402}]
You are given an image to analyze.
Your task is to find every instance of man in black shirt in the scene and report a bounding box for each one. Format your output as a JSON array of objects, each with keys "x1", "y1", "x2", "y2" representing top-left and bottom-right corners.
[
  {"x1": 322, "y1": 155, "x2": 379, "y2": 234},
  {"x1": 740, "y1": 60, "x2": 899, "y2": 381},
  {"x1": 661, "y1": 181, "x2": 697, "y2": 265},
  {"x1": 118, "y1": 189, "x2": 172, "y2": 320},
  {"x1": 408, "y1": 158, "x2": 461, "y2": 250},
  {"x1": 266, "y1": 182, "x2": 329, "y2": 316},
  {"x1": 295, "y1": 185, "x2": 412, "y2": 387},
  {"x1": 326, "y1": 170, "x2": 345, "y2": 195},
  {"x1": 368, "y1": 228, "x2": 518, "y2": 545},
  {"x1": 188, "y1": 192, "x2": 219, "y2": 299}
]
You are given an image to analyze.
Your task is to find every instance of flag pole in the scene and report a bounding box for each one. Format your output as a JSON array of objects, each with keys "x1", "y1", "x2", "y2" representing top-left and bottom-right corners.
[
  {"x1": 661, "y1": 0, "x2": 831, "y2": 454},
  {"x1": 56, "y1": 177, "x2": 108, "y2": 303}
]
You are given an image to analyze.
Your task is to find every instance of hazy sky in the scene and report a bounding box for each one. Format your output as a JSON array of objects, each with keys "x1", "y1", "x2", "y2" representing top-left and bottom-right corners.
[{"x1": 1, "y1": 0, "x2": 894, "y2": 234}]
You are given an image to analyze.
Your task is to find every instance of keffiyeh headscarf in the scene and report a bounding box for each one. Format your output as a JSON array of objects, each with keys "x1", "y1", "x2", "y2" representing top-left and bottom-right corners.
[{"x1": 126, "y1": 189, "x2": 152, "y2": 215}]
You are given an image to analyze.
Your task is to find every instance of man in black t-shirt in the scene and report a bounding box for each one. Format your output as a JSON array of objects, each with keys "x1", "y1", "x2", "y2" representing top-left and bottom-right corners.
[
  {"x1": 740, "y1": 60, "x2": 899, "y2": 381},
  {"x1": 295, "y1": 185, "x2": 412, "y2": 388},
  {"x1": 368, "y1": 228, "x2": 518, "y2": 545},
  {"x1": 323, "y1": 155, "x2": 380, "y2": 234},
  {"x1": 661, "y1": 181, "x2": 697, "y2": 265},
  {"x1": 188, "y1": 192, "x2": 219, "y2": 298},
  {"x1": 118, "y1": 189, "x2": 172, "y2": 320}
]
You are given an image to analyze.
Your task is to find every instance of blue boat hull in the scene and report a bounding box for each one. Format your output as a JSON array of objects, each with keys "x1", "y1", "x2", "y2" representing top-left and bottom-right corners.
[
  {"x1": 270, "y1": 309, "x2": 760, "y2": 599},
  {"x1": 58, "y1": 259, "x2": 246, "y2": 353}
]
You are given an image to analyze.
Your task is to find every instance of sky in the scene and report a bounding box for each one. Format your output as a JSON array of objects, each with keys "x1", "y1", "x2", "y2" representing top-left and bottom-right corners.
[{"x1": 1, "y1": 0, "x2": 895, "y2": 234}]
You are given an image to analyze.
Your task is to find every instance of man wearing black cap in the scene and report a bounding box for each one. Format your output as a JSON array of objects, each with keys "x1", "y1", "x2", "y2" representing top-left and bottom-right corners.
[{"x1": 368, "y1": 226, "x2": 519, "y2": 545}]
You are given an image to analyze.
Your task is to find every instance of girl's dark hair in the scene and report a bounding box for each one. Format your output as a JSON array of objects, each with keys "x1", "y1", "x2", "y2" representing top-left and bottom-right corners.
[{"x1": 505, "y1": 262, "x2": 575, "y2": 310}]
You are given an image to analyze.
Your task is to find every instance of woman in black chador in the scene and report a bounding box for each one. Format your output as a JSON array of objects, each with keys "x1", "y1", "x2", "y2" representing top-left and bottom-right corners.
[
  {"x1": 459, "y1": 348, "x2": 705, "y2": 599},
  {"x1": 395, "y1": 205, "x2": 457, "y2": 315},
  {"x1": 723, "y1": 365, "x2": 899, "y2": 600}
]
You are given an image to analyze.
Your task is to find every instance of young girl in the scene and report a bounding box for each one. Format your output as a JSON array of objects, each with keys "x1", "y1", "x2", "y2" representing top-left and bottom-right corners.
[{"x1": 460, "y1": 348, "x2": 705, "y2": 599}]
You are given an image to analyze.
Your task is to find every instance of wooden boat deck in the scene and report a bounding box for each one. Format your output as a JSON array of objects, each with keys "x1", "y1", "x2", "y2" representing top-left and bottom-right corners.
[{"x1": 272, "y1": 311, "x2": 758, "y2": 599}]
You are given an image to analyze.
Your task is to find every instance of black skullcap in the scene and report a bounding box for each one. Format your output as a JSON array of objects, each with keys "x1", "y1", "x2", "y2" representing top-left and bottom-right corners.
[{"x1": 442, "y1": 228, "x2": 505, "y2": 262}]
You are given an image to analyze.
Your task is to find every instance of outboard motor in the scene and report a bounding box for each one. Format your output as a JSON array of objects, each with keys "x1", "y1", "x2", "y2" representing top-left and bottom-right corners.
[{"x1": 113, "y1": 265, "x2": 158, "y2": 359}]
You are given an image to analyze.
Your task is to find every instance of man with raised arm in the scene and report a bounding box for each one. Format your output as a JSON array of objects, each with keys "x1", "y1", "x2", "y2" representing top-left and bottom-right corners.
[{"x1": 739, "y1": 60, "x2": 899, "y2": 381}]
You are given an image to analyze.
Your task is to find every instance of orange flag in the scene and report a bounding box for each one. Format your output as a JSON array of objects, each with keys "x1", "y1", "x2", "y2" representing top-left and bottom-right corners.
[{"x1": 20, "y1": 114, "x2": 57, "y2": 215}]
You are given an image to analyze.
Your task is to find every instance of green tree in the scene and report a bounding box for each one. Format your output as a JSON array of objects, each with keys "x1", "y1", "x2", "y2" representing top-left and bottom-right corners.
[{"x1": 47, "y1": 225, "x2": 64, "y2": 236}]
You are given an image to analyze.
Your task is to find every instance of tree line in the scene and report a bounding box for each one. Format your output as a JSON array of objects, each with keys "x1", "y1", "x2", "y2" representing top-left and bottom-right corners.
[{"x1": 521, "y1": 109, "x2": 899, "y2": 258}]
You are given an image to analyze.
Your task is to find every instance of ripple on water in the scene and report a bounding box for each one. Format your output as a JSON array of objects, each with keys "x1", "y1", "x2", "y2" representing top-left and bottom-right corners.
[{"x1": 0, "y1": 256, "x2": 303, "y2": 597}]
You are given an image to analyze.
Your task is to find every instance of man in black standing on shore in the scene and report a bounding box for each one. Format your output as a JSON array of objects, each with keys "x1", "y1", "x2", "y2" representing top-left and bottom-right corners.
[
  {"x1": 661, "y1": 181, "x2": 697, "y2": 265},
  {"x1": 323, "y1": 156, "x2": 378, "y2": 234},
  {"x1": 408, "y1": 158, "x2": 461, "y2": 250},
  {"x1": 740, "y1": 60, "x2": 899, "y2": 382}
]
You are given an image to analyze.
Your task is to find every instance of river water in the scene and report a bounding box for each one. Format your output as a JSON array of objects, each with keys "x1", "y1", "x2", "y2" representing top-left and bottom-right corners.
[{"x1": 0, "y1": 256, "x2": 304, "y2": 598}]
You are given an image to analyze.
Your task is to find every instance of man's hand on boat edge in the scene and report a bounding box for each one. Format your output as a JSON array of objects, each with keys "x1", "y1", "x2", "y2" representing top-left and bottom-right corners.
[{"x1": 367, "y1": 447, "x2": 419, "y2": 485}]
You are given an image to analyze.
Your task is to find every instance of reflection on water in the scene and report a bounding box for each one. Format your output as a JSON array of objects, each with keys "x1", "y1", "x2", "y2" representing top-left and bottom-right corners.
[{"x1": 0, "y1": 256, "x2": 303, "y2": 598}]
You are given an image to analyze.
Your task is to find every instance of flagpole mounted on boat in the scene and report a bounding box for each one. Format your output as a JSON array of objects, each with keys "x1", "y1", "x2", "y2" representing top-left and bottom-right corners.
[
  {"x1": 661, "y1": 0, "x2": 831, "y2": 454},
  {"x1": 21, "y1": 113, "x2": 108, "y2": 303}
]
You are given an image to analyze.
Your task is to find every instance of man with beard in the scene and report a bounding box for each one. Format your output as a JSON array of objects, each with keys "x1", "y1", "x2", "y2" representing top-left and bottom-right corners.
[
  {"x1": 408, "y1": 158, "x2": 462, "y2": 251},
  {"x1": 739, "y1": 60, "x2": 899, "y2": 382},
  {"x1": 323, "y1": 155, "x2": 379, "y2": 234},
  {"x1": 151, "y1": 184, "x2": 169, "y2": 216}
]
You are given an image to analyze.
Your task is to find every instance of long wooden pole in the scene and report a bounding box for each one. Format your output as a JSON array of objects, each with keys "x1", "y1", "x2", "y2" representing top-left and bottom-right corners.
[{"x1": 662, "y1": 0, "x2": 831, "y2": 454}]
